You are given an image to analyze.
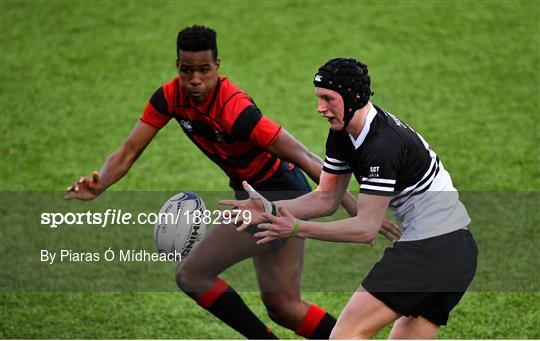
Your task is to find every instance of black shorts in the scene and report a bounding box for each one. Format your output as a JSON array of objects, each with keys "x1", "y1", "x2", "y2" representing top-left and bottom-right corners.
[
  {"x1": 232, "y1": 161, "x2": 311, "y2": 249},
  {"x1": 362, "y1": 229, "x2": 478, "y2": 326}
]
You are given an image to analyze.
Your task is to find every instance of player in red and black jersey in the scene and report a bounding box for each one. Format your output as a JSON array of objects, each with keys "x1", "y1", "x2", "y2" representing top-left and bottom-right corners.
[
  {"x1": 65, "y1": 26, "x2": 400, "y2": 339},
  {"x1": 142, "y1": 71, "x2": 286, "y2": 189}
]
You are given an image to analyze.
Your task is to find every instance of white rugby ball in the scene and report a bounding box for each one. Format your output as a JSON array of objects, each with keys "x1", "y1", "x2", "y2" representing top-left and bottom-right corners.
[{"x1": 154, "y1": 192, "x2": 206, "y2": 260}]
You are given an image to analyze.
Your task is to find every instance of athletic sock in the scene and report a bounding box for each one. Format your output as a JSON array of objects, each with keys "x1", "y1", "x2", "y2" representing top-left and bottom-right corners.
[
  {"x1": 196, "y1": 278, "x2": 278, "y2": 339},
  {"x1": 295, "y1": 304, "x2": 337, "y2": 339}
]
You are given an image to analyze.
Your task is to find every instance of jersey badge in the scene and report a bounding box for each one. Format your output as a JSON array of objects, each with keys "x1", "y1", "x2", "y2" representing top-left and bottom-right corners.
[{"x1": 180, "y1": 120, "x2": 193, "y2": 133}]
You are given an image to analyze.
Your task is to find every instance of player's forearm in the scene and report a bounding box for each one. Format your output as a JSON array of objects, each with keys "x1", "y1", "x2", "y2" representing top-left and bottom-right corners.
[
  {"x1": 97, "y1": 148, "x2": 138, "y2": 191},
  {"x1": 341, "y1": 191, "x2": 358, "y2": 217},
  {"x1": 299, "y1": 152, "x2": 324, "y2": 184},
  {"x1": 275, "y1": 190, "x2": 340, "y2": 220},
  {"x1": 297, "y1": 216, "x2": 378, "y2": 244},
  {"x1": 293, "y1": 152, "x2": 358, "y2": 216}
]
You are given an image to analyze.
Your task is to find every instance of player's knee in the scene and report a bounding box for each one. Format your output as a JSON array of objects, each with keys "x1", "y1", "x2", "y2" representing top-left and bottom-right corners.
[
  {"x1": 390, "y1": 317, "x2": 439, "y2": 339},
  {"x1": 261, "y1": 293, "x2": 303, "y2": 327},
  {"x1": 175, "y1": 263, "x2": 189, "y2": 291},
  {"x1": 175, "y1": 261, "x2": 202, "y2": 292}
]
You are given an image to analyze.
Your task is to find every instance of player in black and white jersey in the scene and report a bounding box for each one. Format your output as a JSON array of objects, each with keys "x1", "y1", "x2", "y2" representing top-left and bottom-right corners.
[{"x1": 221, "y1": 58, "x2": 478, "y2": 339}]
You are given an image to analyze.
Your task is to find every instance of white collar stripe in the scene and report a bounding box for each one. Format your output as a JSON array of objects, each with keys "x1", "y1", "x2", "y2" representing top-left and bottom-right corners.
[{"x1": 349, "y1": 105, "x2": 377, "y2": 149}]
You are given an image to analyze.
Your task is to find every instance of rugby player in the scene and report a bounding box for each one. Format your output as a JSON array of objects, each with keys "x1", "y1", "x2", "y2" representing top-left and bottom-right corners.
[
  {"x1": 65, "y1": 27, "x2": 400, "y2": 339},
  {"x1": 221, "y1": 58, "x2": 478, "y2": 339}
]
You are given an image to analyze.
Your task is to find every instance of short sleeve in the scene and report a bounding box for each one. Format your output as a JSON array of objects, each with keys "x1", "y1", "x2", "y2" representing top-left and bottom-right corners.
[
  {"x1": 140, "y1": 86, "x2": 172, "y2": 129},
  {"x1": 323, "y1": 130, "x2": 352, "y2": 174},
  {"x1": 226, "y1": 96, "x2": 281, "y2": 149},
  {"x1": 356, "y1": 140, "x2": 401, "y2": 196}
]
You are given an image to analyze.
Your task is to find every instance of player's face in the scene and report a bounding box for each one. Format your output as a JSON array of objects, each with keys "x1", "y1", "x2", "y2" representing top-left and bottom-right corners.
[
  {"x1": 315, "y1": 87, "x2": 345, "y2": 130},
  {"x1": 177, "y1": 50, "x2": 220, "y2": 103}
]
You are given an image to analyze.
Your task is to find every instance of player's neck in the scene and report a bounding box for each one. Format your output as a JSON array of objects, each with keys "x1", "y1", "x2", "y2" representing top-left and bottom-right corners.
[{"x1": 345, "y1": 102, "x2": 371, "y2": 139}]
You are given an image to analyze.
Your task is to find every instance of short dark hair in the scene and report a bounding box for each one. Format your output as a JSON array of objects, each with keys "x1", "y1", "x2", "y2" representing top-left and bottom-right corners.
[{"x1": 176, "y1": 25, "x2": 218, "y2": 60}]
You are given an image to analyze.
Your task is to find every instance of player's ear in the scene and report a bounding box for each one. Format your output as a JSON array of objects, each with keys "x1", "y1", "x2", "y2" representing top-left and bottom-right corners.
[
  {"x1": 176, "y1": 59, "x2": 179, "y2": 68},
  {"x1": 215, "y1": 58, "x2": 221, "y2": 70}
]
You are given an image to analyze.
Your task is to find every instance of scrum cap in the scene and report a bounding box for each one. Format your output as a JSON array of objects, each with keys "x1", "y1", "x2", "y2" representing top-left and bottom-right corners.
[{"x1": 313, "y1": 58, "x2": 373, "y2": 130}]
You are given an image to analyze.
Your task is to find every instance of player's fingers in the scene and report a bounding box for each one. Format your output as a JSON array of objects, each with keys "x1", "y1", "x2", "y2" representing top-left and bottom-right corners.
[
  {"x1": 253, "y1": 230, "x2": 275, "y2": 238},
  {"x1": 236, "y1": 222, "x2": 250, "y2": 232},
  {"x1": 381, "y1": 220, "x2": 401, "y2": 238},
  {"x1": 92, "y1": 171, "x2": 100, "y2": 183},
  {"x1": 386, "y1": 221, "x2": 401, "y2": 234},
  {"x1": 390, "y1": 229, "x2": 401, "y2": 239},
  {"x1": 66, "y1": 185, "x2": 74, "y2": 192},
  {"x1": 389, "y1": 221, "x2": 401, "y2": 233},
  {"x1": 257, "y1": 223, "x2": 278, "y2": 231},
  {"x1": 254, "y1": 231, "x2": 279, "y2": 240},
  {"x1": 256, "y1": 236, "x2": 277, "y2": 245},
  {"x1": 218, "y1": 199, "x2": 238, "y2": 207},
  {"x1": 242, "y1": 181, "x2": 256, "y2": 195},
  {"x1": 254, "y1": 230, "x2": 279, "y2": 239},
  {"x1": 261, "y1": 212, "x2": 277, "y2": 222},
  {"x1": 384, "y1": 224, "x2": 401, "y2": 239},
  {"x1": 80, "y1": 177, "x2": 92, "y2": 187},
  {"x1": 378, "y1": 229, "x2": 392, "y2": 242}
]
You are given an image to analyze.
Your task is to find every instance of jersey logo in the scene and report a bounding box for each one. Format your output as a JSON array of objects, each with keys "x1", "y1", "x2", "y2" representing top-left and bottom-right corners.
[
  {"x1": 315, "y1": 75, "x2": 322, "y2": 82},
  {"x1": 180, "y1": 119, "x2": 234, "y2": 144},
  {"x1": 180, "y1": 120, "x2": 193, "y2": 132},
  {"x1": 369, "y1": 166, "x2": 380, "y2": 178}
]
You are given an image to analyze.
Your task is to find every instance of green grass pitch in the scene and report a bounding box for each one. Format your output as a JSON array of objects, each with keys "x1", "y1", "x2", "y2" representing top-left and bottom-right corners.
[{"x1": 1, "y1": 0, "x2": 539, "y2": 339}]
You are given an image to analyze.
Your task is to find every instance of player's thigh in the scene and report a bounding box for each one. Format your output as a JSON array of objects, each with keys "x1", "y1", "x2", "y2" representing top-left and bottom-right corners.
[
  {"x1": 253, "y1": 237, "x2": 305, "y2": 294},
  {"x1": 389, "y1": 315, "x2": 439, "y2": 339},
  {"x1": 331, "y1": 287, "x2": 400, "y2": 339},
  {"x1": 179, "y1": 223, "x2": 273, "y2": 279}
]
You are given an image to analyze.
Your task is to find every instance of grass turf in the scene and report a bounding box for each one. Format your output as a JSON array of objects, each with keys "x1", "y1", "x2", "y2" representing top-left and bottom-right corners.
[{"x1": 1, "y1": 0, "x2": 539, "y2": 339}]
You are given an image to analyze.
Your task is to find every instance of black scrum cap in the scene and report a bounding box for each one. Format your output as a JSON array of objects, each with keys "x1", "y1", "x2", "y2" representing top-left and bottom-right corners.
[{"x1": 314, "y1": 58, "x2": 373, "y2": 130}]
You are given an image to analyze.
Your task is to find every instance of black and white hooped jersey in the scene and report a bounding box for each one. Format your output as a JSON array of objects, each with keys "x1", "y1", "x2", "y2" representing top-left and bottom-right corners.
[{"x1": 323, "y1": 104, "x2": 471, "y2": 241}]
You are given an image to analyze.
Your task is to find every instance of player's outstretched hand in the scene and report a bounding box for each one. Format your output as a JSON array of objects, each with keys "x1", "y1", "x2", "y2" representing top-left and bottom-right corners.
[
  {"x1": 64, "y1": 171, "x2": 103, "y2": 201},
  {"x1": 218, "y1": 182, "x2": 268, "y2": 231},
  {"x1": 379, "y1": 218, "x2": 402, "y2": 242},
  {"x1": 253, "y1": 207, "x2": 296, "y2": 244},
  {"x1": 255, "y1": 206, "x2": 296, "y2": 244}
]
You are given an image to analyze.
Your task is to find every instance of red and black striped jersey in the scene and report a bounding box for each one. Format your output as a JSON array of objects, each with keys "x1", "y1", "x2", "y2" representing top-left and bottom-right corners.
[{"x1": 141, "y1": 76, "x2": 282, "y2": 187}]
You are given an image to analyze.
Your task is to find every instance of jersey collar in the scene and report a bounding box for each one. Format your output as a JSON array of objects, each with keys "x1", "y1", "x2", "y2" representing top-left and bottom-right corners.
[{"x1": 349, "y1": 104, "x2": 377, "y2": 149}]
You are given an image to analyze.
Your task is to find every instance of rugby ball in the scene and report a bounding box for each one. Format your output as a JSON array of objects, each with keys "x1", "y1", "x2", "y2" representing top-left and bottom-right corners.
[{"x1": 154, "y1": 192, "x2": 206, "y2": 260}]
